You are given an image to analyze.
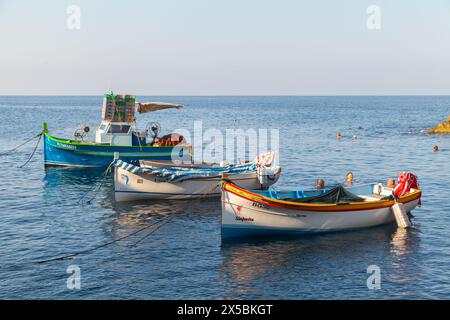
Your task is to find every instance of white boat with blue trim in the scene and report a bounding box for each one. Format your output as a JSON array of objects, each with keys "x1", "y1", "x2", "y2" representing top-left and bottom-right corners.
[{"x1": 113, "y1": 152, "x2": 281, "y2": 201}]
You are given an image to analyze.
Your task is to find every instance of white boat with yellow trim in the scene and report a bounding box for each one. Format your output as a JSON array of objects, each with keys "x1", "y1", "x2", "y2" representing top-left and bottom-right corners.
[
  {"x1": 221, "y1": 181, "x2": 422, "y2": 239},
  {"x1": 114, "y1": 153, "x2": 281, "y2": 201}
]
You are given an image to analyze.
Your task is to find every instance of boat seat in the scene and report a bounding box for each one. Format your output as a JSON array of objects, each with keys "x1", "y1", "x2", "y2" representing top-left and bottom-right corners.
[
  {"x1": 296, "y1": 190, "x2": 305, "y2": 199},
  {"x1": 269, "y1": 190, "x2": 279, "y2": 199},
  {"x1": 360, "y1": 194, "x2": 394, "y2": 201}
]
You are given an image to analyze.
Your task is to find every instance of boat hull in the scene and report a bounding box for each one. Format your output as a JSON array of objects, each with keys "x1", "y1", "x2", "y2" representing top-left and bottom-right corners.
[
  {"x1": 43, "y1": 132, "x2": 190, "y2": 168},
  {"x1": 114, "y1": 166, "x2": 281, "y2": 201},
  {"x1": 221, "y1": 182, "x2": 421, "y2": 239}
]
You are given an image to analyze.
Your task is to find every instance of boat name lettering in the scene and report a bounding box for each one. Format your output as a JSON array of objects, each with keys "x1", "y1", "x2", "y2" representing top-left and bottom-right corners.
[
  {"x1": 235, "y1": 216, "x2": 254, "y2": 222},
  {"x1": 56, "y1": 142, "x2": 76, "y2": 150},
  {"x1": 252, "y1": 202, "x2": 269, "y2": 209}
]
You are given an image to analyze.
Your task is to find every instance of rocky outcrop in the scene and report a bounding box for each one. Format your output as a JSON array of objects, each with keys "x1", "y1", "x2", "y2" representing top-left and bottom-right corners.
[{"x1": 429, "y1": 116, "x2": 450, "y2": 134}]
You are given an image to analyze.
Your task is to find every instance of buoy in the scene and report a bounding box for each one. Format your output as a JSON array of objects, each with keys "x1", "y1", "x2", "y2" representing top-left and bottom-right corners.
[{"x1": 392, "y1": 202, "x2": 411, "y2": 228}]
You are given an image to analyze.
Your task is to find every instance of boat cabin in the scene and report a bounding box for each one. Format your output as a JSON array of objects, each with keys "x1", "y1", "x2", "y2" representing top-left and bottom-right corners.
[
  {"x1": 94, "y1": 93, "x2": 147, "y2": 146},
  {"x1": 95, "y1": 121, "x2": 147, "y2": 146},
  {"x1": 93, "y1": 92, "x2": 184, "y2": 147}
]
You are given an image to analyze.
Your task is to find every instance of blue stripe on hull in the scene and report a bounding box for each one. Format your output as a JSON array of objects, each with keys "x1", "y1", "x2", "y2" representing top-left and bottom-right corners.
[
  {"x1": 44, "y1": 134, "x2": 186, "y2": 167},
  {"x1": 221, "y1": 225, "x2": 325, "y2": 240},
  {"x1": 221, "y1": 223, "x2": 393, "y2": 240}
]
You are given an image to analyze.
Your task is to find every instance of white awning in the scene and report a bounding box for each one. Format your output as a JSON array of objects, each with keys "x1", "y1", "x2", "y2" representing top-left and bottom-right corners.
[{"x1": 136, "y1": 101, "x2": 184, "y2": 114}]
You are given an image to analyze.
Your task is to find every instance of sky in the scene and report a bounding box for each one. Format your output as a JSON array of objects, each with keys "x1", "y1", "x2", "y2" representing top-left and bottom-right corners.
[{"x1": 1, "y1": 0, "x2": 450, "y2": 95}]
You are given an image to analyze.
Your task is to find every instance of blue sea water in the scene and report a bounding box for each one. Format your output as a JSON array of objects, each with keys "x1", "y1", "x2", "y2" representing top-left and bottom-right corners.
[{"x1": 0, "y1": 96, "x2": 449, "y2": 299}]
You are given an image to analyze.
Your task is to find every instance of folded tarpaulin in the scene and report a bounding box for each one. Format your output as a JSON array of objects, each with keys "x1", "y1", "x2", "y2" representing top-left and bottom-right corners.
[
  {"x1": 136, "y1": 102, "x2": 183, "y2": 114},
  {"x1": 394, "y1": 172, "x2": 421, "y2": 206},
  {"x1": 283, "y1": 185, "x2": 366, "y2": 204}
]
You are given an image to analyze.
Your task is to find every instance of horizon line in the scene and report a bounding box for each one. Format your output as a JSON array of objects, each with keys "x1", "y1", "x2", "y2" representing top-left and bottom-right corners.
[{"x1": 1, "y1": 94, "x2": 450, "y2": 97}]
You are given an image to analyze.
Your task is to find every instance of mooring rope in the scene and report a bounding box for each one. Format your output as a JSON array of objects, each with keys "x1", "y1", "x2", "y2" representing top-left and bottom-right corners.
[
  {"x1": 0, "y1": 131, "x2": 43, "y2": 157},
  {"x1": 78, "y1": 161, "x2": 114, "y2": 205},
  {"x1": 35, "y1": 217, "x2": 171, "y2": 264},
  {"x1": 196, "y1": 183, "x2": 220, "y2": 199},
  {"x1": 19, "y1": 133, "x2": 43, "y2": 168},
  {"x1": 129, "y1": 216, "x2": 173, "y2": 247}
]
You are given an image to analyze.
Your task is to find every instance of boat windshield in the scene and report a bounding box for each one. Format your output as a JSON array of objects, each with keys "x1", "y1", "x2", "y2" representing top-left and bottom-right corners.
[{"x1": 108, "y1": 124, "x2": 131, "y2": 134}]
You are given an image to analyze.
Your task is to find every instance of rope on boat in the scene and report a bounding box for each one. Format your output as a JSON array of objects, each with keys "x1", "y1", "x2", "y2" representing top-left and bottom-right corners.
[
  {"x1": 190, "y1": 174, "x2": 228, "y2": 199},
  {"x1": 77, "y1": 162, "x2": 114, "y2": 205},
  {"x1": 198, "y1": 183, "x2": 220, "y2": 199},
  {"x1": 0, "y1": 131, "x2": 43, "y2": 157},
  {"x1": 35, "y1": 217, "x2": 171, "y2": 264}
]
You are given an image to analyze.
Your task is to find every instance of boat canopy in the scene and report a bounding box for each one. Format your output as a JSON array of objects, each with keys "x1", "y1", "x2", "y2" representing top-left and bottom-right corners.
[{"x1": 136, "y1": 102, "x2": 184, "y2": 114}]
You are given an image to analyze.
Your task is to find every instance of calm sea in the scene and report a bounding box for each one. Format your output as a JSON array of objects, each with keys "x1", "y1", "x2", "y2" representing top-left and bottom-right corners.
[{"x1": 0, "y1": 96, "x2": 449, "y2": 299}]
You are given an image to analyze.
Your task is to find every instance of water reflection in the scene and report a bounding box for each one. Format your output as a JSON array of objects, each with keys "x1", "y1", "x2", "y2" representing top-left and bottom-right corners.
[
  {"x1": 390, "y1": 227, "x2": 421, "y2": 263},
  {"x1": 42, "y1": 166, "x2": 423, "y2": 299},
  {"x1": 41, "y1": 167, "x2": 112, "y2": 213},
  {"x1": 43, "y1": 166, "x2": 106, "y2": 184},
  {"x1": 387, "y1": 225, "x2": 422, "y2": 289},
  {"x1": 42, "y1": 167, "x2": 222, "y2": 266},
  {"x1": 110, "y1": 198, "x2": 219, "y2": 237},
  {"x1": 43, "y1": 166, "x2": 220, "y2": 230},
  {"x1": 219, "y1": 224, "x2": 421, "y2": 299},
  {"x1": 107, "y1": 198, "x2": 221, "y2": 256}
]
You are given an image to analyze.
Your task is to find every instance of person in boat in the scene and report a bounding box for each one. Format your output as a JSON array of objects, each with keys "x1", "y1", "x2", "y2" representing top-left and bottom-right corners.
[
  {"x1": 316, "y1": 179, "x2": 325, "y2": 189},
  {"x1": 387, "y1": 178, "x2": 396, "y2": 188},
  {"x1": 347, "y1": 172, "x2": 353, "y2": 185}
]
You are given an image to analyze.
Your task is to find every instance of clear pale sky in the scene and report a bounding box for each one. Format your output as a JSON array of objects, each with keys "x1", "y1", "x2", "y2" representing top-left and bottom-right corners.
[{"x1": 1, "y1": 0, "x2": 450, "y2": 95}]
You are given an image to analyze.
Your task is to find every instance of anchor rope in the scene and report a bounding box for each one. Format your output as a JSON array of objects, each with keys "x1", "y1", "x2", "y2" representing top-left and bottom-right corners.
[
  {"x1": 35, "y1": 217, "x2": 171, "y2": 264},
  {"x1": 0, "y1": 131, "x2": 43, "y2": 157}
]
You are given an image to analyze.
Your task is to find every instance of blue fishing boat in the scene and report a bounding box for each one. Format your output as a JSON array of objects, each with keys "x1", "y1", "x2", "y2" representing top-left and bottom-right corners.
[{"x1": 43, "y1": 92, "x2": 191, "y2": 167}]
